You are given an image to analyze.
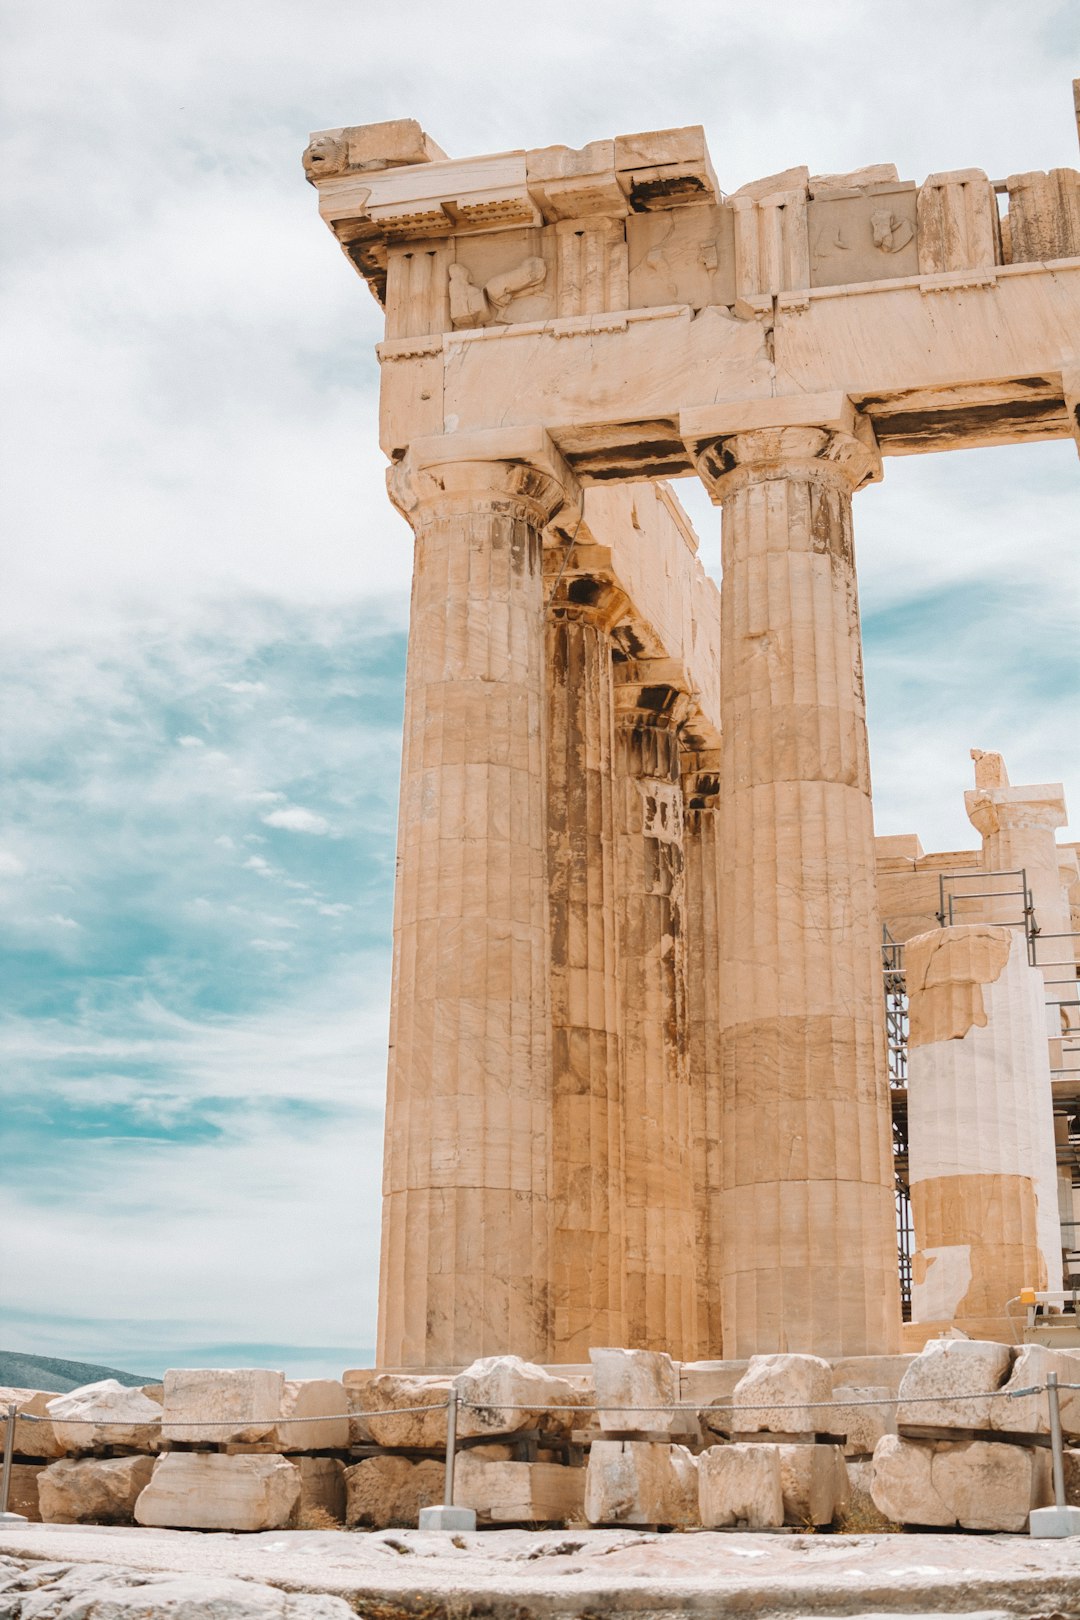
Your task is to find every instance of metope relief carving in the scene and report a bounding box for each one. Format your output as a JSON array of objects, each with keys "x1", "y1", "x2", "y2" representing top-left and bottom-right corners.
[
  {"x1": 808, "y1": 182, "x2": 919, "y2": 287},
  {"x1": 627, "y1": 204, "x2": 736, "y2": 310},
  {"x1": 448, "y1": 255, "x2": 548, "y2": 328}
]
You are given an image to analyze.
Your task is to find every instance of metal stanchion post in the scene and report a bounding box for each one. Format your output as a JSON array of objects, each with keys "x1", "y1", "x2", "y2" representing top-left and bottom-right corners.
[
  {"x1": 1029, "y1": 1373, "x2": 1080, "y2": 1537},
  {"x1": 1, "y1": 1401, "x2": 29, "y2": 1524},
  {"x1": 417, "y1": 1389, "x2": 476, "y2": 1532}
]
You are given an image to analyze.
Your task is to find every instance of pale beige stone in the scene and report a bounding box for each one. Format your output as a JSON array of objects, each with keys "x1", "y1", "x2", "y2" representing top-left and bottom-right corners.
[
  {"x1": 341, "y1": 1368, "x2": 378, "y2": 1445},
  {"x1": 456, "y1": 1355, "x2": 581, "y2": 1439},
  {"x1": 0, "y1": 1387, "x2": 64, "y2": 1460},
  {"x1": 39, "y1": 1456, "x2": 154, "y2": 1525},
  {"x1": 584, "y1": 1439, "x2": 698, "y2": 1527},
  {"x1": 776, "y1": 1442, "x2": 845, "y2": 1527},
  {"x1": 993, "y1": 1346, "x2": 1080, "y2": 1438},
  {"x1": 362, "y1": 1373, "x2": 452, "y2": 1449},
  {"x1": 134, "y1": 1453, "x2": 300, "y2": 1532},
  {"x1": 297, "y1": 1457, "x2": 346, "y2": 1523},
  {"x1": 871, "y1": 1433, "x2": 1043, "y2": 1531},
  {"x1": 730, "y1": 1354, "x2": 834, "y2": 1436},
  {"x1": 162, "y1": 1368, "x2": 283, "y2": 1446},
  {"x1": 343, "y1": 1455, "x2": 444, "y2": 1529},
  {"x1": 591, "y1": 1348, "x2": 690, "y2": 1436},
  {"x1": 697, "y1": 1443, "x2": 783, "y2": 1529},
  {"x1": 895, "y1": 1339, "x2": 1011, "y2": 1430},
  {"x1": 830, "y1": 1386, "x2": 897, "y2": 1456},
  {"x1": 274, "y1": 1379, "x2": 348, "y2": 1452},
  {"x1": 454, "y1": 1453, "x2": 584, "y2": 1524},
  {"x1": 47, "y1": 1380, "x2": 162, "y2": 1455}
]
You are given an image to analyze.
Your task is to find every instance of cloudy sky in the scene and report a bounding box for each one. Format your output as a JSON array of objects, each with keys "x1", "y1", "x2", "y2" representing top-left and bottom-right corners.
[{"x1": 1, "y1": 1, "x2": 1077, "y2": 1379}]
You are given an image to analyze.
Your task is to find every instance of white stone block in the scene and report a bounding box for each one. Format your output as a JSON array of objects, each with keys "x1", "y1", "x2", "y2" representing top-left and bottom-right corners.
[
  {"x1": 1030, "y1": 1503, "x2": 1080, "y2": 1538},
  {"x1": 871, "y1": 1433, "x2": 1043, "y2": 1531},
  {"x1": 584, "y1": 1439, "x2": 698, "y2": 1526},
  {"x1": 993, "y1": 1346, "x2": 1080, "y2": 1439},
  {"x1": 275, "y1": 1379, "x2": 349, "y2": 1451},
  {"x1": 362, "y1": 1373, "x2": 452, "y2": 1449},
  {"x1": 162, "y1": 1368, "x2": 284, "y2": 1446},
  {"x1": 456, "y1": 1355, "x2": 581, "y2": 1439},
  {"x1": 39, "y1": 1456, "x2": 155, "y2": 1524},
  {"x1": 830, "y1": 1385, "x2": 897, "y2": 1456},
  {"x1": 0, "y1": 1387, "x2": 65, "y2": 1460},
  {"x1": 454, "y1": 1453, "x2": 585, "y2": 1524},
  {"x1": 698, "y1": 1444, "x2": 783, "y2": 1529},
  {"x1": 344, "y1": 1455, "x2": 444, "y2": 1529},
  {"x1": 730, "y1": 1353, "x2": 833, "y2": 1436},
  {"x1": 777, "y1": 1443, "x2": 845, "y2": 1527},
  {"x1": 895, "y1": 1339, "x2": 1011, "y2": 1430},
  {"x1": 590, "y1": 1348, "x2": 689, "y2": 1435},
  {"x1": 134, "y1": 1452, "x2": 300, "y2": 1532},
  {"x1": 47, "y1": 1380, "x2": 162, "y2": 1455}
]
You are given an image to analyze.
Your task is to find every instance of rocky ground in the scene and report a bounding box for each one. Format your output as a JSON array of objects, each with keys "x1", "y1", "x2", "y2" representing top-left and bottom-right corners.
[{"x1": 3, "y1": 1522, "x2": 1080, "y2": 1618}]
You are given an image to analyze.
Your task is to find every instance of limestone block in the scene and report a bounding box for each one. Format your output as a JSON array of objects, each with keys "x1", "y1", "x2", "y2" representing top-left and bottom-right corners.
[
  {"x1": 47, "y1": 1379, "x2": 162, "y2": 1454},
  {"x1": 698, "y1": 1444, "x2": 783, "y2": 1529},
  {"x1": 830, "y1": 1386, "x2": 897, "y2": 1456},
  {"x1": 344, "y1": 1455, "x2": 444, "y2": 1529},
  {"x1": 830, "y1": 1354, "x2": 913, "y2": 1394},
  {"x1": 5, "y1": 1462, "x2": 42, "y2": 1521},
  {"x1": 992, "y1": 1346, "x2": 1080, "y2": 1438},
  {"x1": 0, "y1": 1386, "x2": 64, "y2": 1460},
  {"x1": 591, "y1": 1348, "x2": 690, "y2": 1435},
  {"x1": 39, "y1": 1456, "x2": 155, "y2": 1524},
  {"x1": 362, "y1": 1373, "x2": 452, "y2": 1449},
  {"x1": 1004, "y1": 169, "x2": 1080, "y2": 263},
  {"x1": 341, "y1": 1368, "x2": 378, "y2": 1445},
  {"x1": 777, "y1": 1443, "x2": 845, "y2": 1527},
  {"x1": 730, "y1": 1354, "x2": 833, "y2": 1436},
  {"x1": 917, "y1": 170, "x2": 998, "y2": 275},
  {"x1": 895, "y1": 1339, "x2": 1011, "y2": 1430},
  {"x1": 870, "y1": 1433, "x2": 1043, "y2": 1531},
  {"x1": 162, "y1": 1368, "x2": 284, "y2": 1446},
  {"x1": 274, "y1": 1379, "x2": 349, "y2": 1452},
  {"x1": 584, "y1": 1439, "x2": 699, "y2": 1527},
  {"x1": 134, "y1": 1452, "x2": 301, "y2": 1532},
  {"x1": 808, "y1": 181, "x2": 918, "y2": 288},
  {"x1": 297, "y1": 1456, "x2": 346, "y2": 1524},
  {"x1": 454, "y1": 1454, "x2": 585, "y2": 1524},
  {"x1": 456, "y1": 1355, "x2": 580, "y2": 1440}
]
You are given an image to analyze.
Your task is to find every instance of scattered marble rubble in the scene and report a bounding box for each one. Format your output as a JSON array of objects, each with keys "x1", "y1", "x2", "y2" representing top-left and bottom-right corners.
[{"x1": 3, "y1": 1341, "x2": 1079, "y2": 1534}]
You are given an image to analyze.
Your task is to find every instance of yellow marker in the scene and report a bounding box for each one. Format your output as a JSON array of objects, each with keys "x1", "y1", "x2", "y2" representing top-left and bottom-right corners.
[{"x1": 1020, "y1": 1287, "x2": 1037, "y2": 1306}]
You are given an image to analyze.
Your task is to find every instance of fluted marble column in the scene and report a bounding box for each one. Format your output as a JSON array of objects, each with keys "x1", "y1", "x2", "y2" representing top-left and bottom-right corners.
[
  {"x1": 696, "y1": 420, "x2": 901, "y2": 1358},
  {"x1": 614, "y1": 663, "x2": 698, "y2": 1357},
  {"x1": 378, "y1": 449, "x2": 576, "y2": 1369},
  {"x1": 546, "y1": 569, "x2": 629, "y2": 1359},
  {"x1": 681, "y1": 745, "x2": 725, "y2": 1357}
]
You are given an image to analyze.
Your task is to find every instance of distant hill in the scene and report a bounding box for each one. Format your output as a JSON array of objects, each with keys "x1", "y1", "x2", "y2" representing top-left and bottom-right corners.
[{"x1": 0, "y1": 1350, "x2": 153, "y2": 1393}]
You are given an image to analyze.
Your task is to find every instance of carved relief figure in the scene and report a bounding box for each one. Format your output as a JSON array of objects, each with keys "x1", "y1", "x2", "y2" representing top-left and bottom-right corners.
[
  {"x1": 448, "y1": 255, "x2": 547, "y2": 329},
  {"x1": 870, "y1": 208, "x2": 914, "y2": 253}
]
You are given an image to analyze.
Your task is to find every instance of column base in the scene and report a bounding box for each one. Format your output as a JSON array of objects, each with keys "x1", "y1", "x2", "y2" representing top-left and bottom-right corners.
[{"x1": 418, "y1": 1505, "x2": 477, "y2": 1532}]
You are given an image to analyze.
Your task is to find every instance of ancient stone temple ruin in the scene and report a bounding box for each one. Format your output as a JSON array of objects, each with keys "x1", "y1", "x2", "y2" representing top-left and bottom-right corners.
[{"x1": 303, "y1": 95, "x2": 1080, "y2": 1373}]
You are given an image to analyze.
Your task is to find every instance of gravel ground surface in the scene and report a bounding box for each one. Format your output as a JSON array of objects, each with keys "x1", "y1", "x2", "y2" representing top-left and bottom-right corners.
[{"x1": 3, "y1": 1523, "x2": 1080, "y2": 1617}]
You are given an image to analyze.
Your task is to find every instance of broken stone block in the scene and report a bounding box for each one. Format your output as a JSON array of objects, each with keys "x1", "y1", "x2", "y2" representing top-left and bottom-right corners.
[
  {"x1": 274, "y1": 1379, "x2": 349, "y2": 1452},
  {"x1": 5, "y1": 1462, "x2": 42, "y2": 1521},
  {"x1": 730, "y1": 1353, "x2": 833, "y2": 1437},
  {"x1": 871, "y1": 1433, "x2": 1045, "y2": 1531},
  {"x1": 134, "y1": 1452, "x2": 300, "y2": 1532},
  {"x1": 830, "y1": 1385, "x2": 897, "y2": 1456},
  {"x1": 341, "y1": 1368, "x2": 378, "y2": 1445},
  {"x1": 454, "y1": 1453, "x2": 585, "y2": 1524},
  {"x1": 830, "y1": 1354, "x2": 914, "y2": 1394},
  {"x1": 992, "y1": 1346, "x2": 1080, "y2": 1439},
  {"x1": 47, "y1": 1379, "x2": 163, "y2": 1454},
  {"x1": 343, "y1": 1455, "x2": 444, "y2": 1529},
  {"x1": 584, "y1": 1439, "x2": 698, "y2": 1527},
  {"x1": 777, "y1": 1443, "x2": 845, "y2": 1527},
  {"x1": 895, "y1": 1339, "x2": 1011, "y2": 1431},
  {"x1": 698, "y1": 1443, "x2": 783, "y2": 1529},
  {"x1": 590, "y1": 1348, "x2": 691, "y2": 1436},
  {"x1": 0, "y1": 1387, "x2": 64, "y2": 1460},
  {"x1": 39, "y1": 1456, "x2": 155, "y2": 1524},
  {"x1": 456, "y1": 1355, "x2": 581, "y2": 1440},
  {"x1": 297, "y1": 1456, "x2": 346, "y2": 1523},
  {"x1": 362, "y1": 1373, "x2": 452, "y2": 1449},
  {"x1": 162, "y1": 1368, "x2": 284, "y2": 1446}
]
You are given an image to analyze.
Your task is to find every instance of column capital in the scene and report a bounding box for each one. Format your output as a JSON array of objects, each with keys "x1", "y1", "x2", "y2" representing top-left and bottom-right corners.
[
  {"x1": 680, "y1": 746, "x2": 722, "y2": 809},
  {"x1": 682, "y1": 393, "x2": 882, "y2": 501},
  {"x1": 388, "y1": 426, "x2": 582, "y2": 531},
  {"x1": 966, "y1": 782, "x2": 1068, "y2": 839},
  {"x1": 613, "y1": 658, "x2": 696, "y2": 731},
  {"x1": 543, "y1": 542, "x2": 632, "y2": 630}
]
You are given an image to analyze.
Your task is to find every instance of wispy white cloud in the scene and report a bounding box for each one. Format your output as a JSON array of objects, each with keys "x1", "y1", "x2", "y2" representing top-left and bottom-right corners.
[{"x1": 262, "y1": 805, "x2": 330, "y2": 835}]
